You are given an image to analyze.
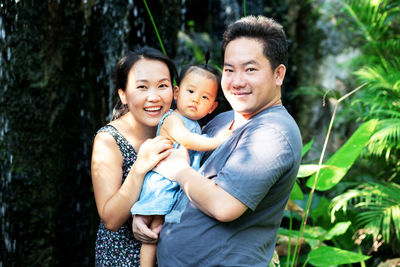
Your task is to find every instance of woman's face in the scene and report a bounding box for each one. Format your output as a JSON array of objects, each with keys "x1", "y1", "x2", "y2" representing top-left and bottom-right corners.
[{"x1": 119, "y1": 59, "x2": 173, "y2": 128}]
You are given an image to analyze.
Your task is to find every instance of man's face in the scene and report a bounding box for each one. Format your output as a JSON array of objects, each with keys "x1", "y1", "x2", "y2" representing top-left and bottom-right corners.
[{"x1": 221, "y1": 37, "x2": 285, "y2": 120}]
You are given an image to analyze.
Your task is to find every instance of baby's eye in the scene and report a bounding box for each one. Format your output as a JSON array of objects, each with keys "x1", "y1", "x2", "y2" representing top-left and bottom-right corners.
[
  {"x1": 202, "y1": 95, "x2": 209, "y2": 100},
  {"x1": 187, "y1": 89, "x2": 194, "y2": 93}
]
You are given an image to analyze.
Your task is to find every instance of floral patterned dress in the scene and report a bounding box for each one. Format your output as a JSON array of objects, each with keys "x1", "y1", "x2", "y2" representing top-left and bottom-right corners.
[{"x1": 94, "y1": 125, "x2": 141, "y2": 266}]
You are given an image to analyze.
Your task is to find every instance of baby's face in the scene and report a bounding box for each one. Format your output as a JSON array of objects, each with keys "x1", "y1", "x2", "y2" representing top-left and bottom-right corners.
[{"x1": 174, "y1": 71, "x2": 218, "y2": 121}]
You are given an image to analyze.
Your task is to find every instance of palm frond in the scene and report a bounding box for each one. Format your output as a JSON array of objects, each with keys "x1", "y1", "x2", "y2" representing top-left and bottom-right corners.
[
  {"x1": 369, "y1": 109, "x2": 400, "y2": 118},
  {"x1": 367, "y1": 118, "x2": 400, "y2": 158},
  {"x1": 343, "y1": 0, "x2": 400, "y2": 71},
  {"x1": 354, "y1": 59, "x2": 400, "y2": 94},
  {"x1": 365, "y1": 39, "x2": 400, "y2": 58},
  {"x1": 330, "y1": 182, "x2": 400, "y2": 243},
  {"x1": 343, "y1": 0, "x2": 394, "y2": 42}
]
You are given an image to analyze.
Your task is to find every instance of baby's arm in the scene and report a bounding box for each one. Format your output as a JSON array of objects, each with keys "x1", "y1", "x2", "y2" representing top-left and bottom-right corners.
[{"x1": 160, "y1": 114, "x2": 230, "y2": 151}]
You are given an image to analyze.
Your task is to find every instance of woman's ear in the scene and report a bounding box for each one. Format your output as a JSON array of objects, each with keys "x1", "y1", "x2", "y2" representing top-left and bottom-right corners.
[
  {"x1": 274, "y1": 64, "x2": 286, "y2": 87},
  {"x1": 118, "y1": 89, "x2": 127, "y2": 105},
  {"x1": 173, "y1": 86, "x2": 179, "y2": 101}
]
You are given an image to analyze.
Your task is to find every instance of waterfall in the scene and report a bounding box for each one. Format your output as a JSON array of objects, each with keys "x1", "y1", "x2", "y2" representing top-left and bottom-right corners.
[
  {"x1": 219, "y1": 0, "x2": 240, "y2": 25},
  {"x1": 0, "y1": 11, "x2": 16, "y2": 259}
]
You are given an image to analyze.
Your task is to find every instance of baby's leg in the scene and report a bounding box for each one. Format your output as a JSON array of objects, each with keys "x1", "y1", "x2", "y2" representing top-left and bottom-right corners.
[{"x1": 140, "y1": 215, "x2": 164, "y2": 267}]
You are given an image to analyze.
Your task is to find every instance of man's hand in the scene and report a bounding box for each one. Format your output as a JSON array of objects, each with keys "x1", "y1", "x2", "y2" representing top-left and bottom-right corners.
[
  {"x1": 132, "y1": 215, "x2": 161, "y2": 244},
  {"x1": 154, "y1": 146, "x2": 190, "y2": 182}
]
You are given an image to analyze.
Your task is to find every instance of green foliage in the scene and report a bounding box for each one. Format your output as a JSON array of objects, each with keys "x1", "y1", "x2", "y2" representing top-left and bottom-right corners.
[
  {"x1": 331, "y1": 182, "x2": 400, "y2": 244},
  {"x1": 284, "y1": 0, "x2": 399, "y2": 265},
  {"x1": 342, "y1": 0, "x2": 398, "y2": 43},
  {"x1": 310, "y1": 197, "x2": 332, "y2": 230},
  {"x1": 269, "y1": 249, "x2": 281, "y2": 267},
  {"x1": 279, "y1": 221, "x2": 351, "y2": 249},
  {"x1": 304, "y1": 119, "x2": 377, "y2": 190},
  {"x1": 352, "y1": 60, "x2": 400, "y2": 160},
  {"x1": 301, "y1": 138, "x2": 314, "y2": 157},
  {"x1": 285, "y1": 118, "x2": 373, "y2": 265},
  {"x1": 307, "y1": 246, "x2": 371, "y2": 266},
  {"x1": 342, "y1": 0, "x2": 400, "y2": 163},
  {"x1": 325, "y1": 0, "x2": 400, "y2": 256}
]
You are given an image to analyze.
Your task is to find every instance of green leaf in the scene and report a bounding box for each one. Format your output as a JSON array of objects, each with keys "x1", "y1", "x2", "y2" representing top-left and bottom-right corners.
[
  {"x1": 324, "y1": 221, "x2": 351, "y2": 240},
  {"x1": 297, "y1": 164, "x2": 345, "y2": 178},
  {"x1": 307, "y1": 246, "x2": 370, "y2": 266},
  {"x1": 278, "y1": 227, "x2": 324, "y2": 248},
  {"x1": 310, "y1": 197, "x2": 333, "y2": 230},
  {"x1": 289, "y1": 181, "x2": 304, "y2": 200},
  {"x1": 304, "y1": 226, "x2": 327, "y2": 239},
  {"x1": 302, "y1": 139, "x2": 314, "y2": 157},
  {"x1": 278, "y1": 228, "x2": 318, "y2": 241},
  {"x1": 306, "y1": 119, "x2": 378, "y2": 191},
  {"x1": 330, "y1": 182, "x2": 400, "y2": 243}
]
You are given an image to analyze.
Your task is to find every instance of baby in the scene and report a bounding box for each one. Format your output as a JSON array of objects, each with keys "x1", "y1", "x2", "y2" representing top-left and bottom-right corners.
[{"x1": 131, "y1": 63, "x2": 230, "y2": 266}]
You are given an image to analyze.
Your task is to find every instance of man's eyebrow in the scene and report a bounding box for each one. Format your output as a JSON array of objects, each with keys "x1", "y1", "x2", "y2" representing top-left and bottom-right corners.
[
  {"x1": 223, "y1": 60, "x2": 259, "y2": 67},
  {"x1": 242, "y1": 60, "x2": 259, "y2": 66}
]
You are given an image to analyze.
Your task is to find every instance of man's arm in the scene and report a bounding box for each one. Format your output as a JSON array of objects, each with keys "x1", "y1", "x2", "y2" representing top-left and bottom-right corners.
[{"x1": 154, "y1": 147, "x2": 248, "y2": 222}]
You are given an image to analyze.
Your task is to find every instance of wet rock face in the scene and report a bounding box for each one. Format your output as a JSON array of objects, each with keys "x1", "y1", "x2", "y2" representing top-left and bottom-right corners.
[{"x1": 0, "y1": 1, "x2": 182, "y2": 265}]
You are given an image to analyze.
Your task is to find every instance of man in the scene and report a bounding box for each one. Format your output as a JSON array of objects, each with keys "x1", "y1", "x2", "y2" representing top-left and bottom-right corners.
[{"x1": 133, "y1": 15, "x2": 302, "y2": 266}]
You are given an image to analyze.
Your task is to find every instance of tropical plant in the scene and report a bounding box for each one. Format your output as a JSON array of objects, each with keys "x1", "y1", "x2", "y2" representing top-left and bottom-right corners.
[
  {"x1": 327, "y1": 0, "x2": 400, "y2": 257},
  {"x1": 340, "y1": 0, "x2": 400, "y2": 167},
  {"x1": 330, "y1": 182, "x2": 400, "y2": 246},
  {"x1": 278, "y1": 118, "x2": 376, "y2": 266}
]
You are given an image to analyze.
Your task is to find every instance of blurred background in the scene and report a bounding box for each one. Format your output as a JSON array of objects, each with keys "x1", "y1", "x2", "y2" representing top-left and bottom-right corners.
[{"x1": 1, "y1": 0, "x2": 399, "y2": 266}]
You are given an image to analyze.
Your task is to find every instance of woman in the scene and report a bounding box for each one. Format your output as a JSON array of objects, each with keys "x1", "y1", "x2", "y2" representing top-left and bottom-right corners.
[{"x1": 91, "y1": 47, "x2": 176, "y2": 266}]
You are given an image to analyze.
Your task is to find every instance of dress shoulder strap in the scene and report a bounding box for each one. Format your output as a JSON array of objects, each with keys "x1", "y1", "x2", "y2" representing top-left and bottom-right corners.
[{"x1": 96, "y1": 125, "x2": 135, "y2": 156}]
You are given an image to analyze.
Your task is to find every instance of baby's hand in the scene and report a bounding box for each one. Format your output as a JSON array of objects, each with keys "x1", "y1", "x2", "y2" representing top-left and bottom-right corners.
[{"x1": 216, "y1": 129, "x2": 233, "y2": 144}]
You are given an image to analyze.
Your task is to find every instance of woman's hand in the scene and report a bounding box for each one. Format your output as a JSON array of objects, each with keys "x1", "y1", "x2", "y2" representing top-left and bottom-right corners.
[
  {"x1": 153, "y1": 146, "x2": 190, "y2": 182},
  {"x1": 134, "y1": 136, "x2": 173, "y2": 176}
]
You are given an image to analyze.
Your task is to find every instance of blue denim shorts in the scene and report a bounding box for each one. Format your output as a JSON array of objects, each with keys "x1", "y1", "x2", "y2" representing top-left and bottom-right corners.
[{"x1": 131, "y1": 170, "x2": 181, "y2": 215}]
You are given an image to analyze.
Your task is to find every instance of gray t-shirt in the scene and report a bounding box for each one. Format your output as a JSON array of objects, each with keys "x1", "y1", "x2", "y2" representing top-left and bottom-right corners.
[{"x1": 157, "y1": 105, "x2": 302, "y2": 266}]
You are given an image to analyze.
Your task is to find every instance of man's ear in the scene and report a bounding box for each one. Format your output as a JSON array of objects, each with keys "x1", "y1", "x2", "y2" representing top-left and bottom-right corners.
[
  {"x1": 173, "y1": 86, "x2": 179, "y2": 101},
  {"x1": 208, "y1": 101, "x2": 218, "y2": 114},
  {"x1": 274, "y1": 64, "x2": 286, "y2": 87},
  {"x1": 118, "y1": 89, "x2": 127, "y2": 104}
]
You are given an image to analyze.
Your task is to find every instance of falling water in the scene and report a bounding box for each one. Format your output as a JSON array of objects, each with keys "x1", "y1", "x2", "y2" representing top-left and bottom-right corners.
[
  {"x1": 96, "y1": 0, "x2": 139, "y2": 121},
  {"x1": 0, "y1": 11, "x2": 16, "y2": 260},
  {"x1": 180, "y1": 0, "x2": 186, "y2": 32},
  {"x1": 245, "y1": 0, "x2": 264, "y2": 16},
  {"x1": 219, "y1": 0, "x2": 240, "y2": 26}
]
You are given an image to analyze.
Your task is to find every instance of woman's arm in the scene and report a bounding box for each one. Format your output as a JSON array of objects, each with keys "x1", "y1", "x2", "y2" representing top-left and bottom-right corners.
[
  {"x1": 160, "y1": 114, "x2": 230, "y2": 151},
  {"x1": 91, "y1": 134, "x2": 172, "y2": 231}
]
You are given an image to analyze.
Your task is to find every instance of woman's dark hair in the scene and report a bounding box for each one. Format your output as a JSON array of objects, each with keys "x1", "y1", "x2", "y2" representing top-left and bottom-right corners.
[{"x1": 111, "y1": 47, "x2": 178, "y2": 121}]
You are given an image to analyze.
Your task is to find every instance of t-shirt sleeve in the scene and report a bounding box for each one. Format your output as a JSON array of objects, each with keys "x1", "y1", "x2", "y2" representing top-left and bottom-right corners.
[{"x1": 215, "y1": 124, "x2": 295, "y2": 211}]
